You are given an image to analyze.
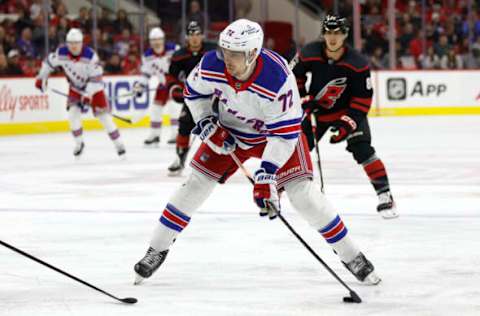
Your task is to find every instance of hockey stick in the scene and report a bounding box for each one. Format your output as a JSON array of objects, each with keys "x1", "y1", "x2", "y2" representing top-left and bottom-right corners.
[
  {"x1": 207, "y1": 94, "x2": 360, "y2": 302},
  {"x1": 50, "y1": 88, "x2": 146, "y2": 124},
  {"x1": 0, "y1": 239, "x2": 137, "y2": 304},
  {"x1": 228, "y1": 153, "x2": 361, "y2": 304},
  {"x1": 310, "y1": 112, "x2": 325, "y2": 193}
]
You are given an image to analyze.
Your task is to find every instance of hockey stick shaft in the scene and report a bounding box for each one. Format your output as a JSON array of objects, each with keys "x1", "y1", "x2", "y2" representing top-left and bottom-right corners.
[
  {"x1": 0, "y1": 239, "x2": 137, "y2": 304},
  {"x1": 229, "y1": 152, "x2": 360, "y2": 296},
  {"x1": 310, "y1": 113, "x2": 324, "y2": 193},
  {"x1": 50, "y1": 88, "x2": 139, "y2": 125}
]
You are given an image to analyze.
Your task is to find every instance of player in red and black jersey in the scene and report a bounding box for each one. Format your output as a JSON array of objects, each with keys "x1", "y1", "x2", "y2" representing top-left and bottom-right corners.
[
  {"x1": 166, "y1": 21, "x2": 217, "y2": 175},
  {"x1": 291, "y1": 15, "x2": 397, "y2": 219}
]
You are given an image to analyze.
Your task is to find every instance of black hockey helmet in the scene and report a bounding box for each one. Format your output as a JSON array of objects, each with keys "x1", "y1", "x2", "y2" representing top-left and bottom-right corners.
[
  {"x1": 187, "y1": 21, "x2": 203, "y2": 36},
  {"x1": 321, "y1": 15, "x2": 349, "y2": 34}
]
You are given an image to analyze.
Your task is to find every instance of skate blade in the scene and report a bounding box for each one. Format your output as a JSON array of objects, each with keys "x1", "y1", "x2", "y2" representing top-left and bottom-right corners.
[
  {"x1": 134, "y1": 273, "x2": 145, "y2": 285},
  {"x1": 362, "y1": 272, "x2": 382, "y2": 285},
  {"x1": 168, "y1": 170, "x2": 183, "y2": 177},
  {"x1": 144, "y1": 142, "x2": 160, "y2": 148},
  {"x1": 380, "y1": 208, "x2": 399, "y2": 219}
]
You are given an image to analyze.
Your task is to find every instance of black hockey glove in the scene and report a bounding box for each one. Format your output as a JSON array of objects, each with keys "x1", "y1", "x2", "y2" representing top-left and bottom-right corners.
[
  {"x1": 330, "y1": 115, "x2": 357, "y2": 144},
  {"x1": 133, "y1": 82, "x2": 146, "y2": 98}
]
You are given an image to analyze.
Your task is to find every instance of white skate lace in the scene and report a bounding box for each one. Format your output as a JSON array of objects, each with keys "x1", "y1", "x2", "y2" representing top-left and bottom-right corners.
[
  {"x1": 378, "y1": 192, "x2": 392, "y2": 205},
  {"x1": 144, "y1": 248, "x2": 162, "y2": 266},
  {"x1": 348, "y1": 256, "x2": 366, "y2": 274}
]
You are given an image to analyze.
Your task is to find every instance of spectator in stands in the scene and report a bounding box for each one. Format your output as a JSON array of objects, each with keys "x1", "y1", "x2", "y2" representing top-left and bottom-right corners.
[
  {"x1": 98, "y1": 8, "x2": 114, "y2": 33},
  {"x1": 399, "y1": 23, "x2": 415, "y2": 50},
  {"x1": 31, "y1": 10, "x2": 46, "y2": 56},
  {"x1": 75, "y1": 6, "x2": 91, "y2": 33},
  {"x1": 6, "y1": 49, "x2": 24, "y2": 75},
  {"x1": 114, "y1": 9, "x2": 133, "y2": 32},
  {"x1": 440, "y1": 48, "x2": 463, "y2": 69},
  {"x1": 50, "y1": 2, "x2": 69, "y2": 27},
  {"x1": 29, "y1": 0, "x2": 43, "y2": 23},
  {"x1": 121, "y1": 50, "x2": 140, "y2": 75},
  {"x1": 408, "y1": 30, "x2": 424, "y2": 61},
  {"x1": 187, "y1": 0, "x2": 205, "y2": 30},
  {"x1": 0, "y1": 25, "x2": 5, "y2": 49},
  {"x1": 406, "y1": 0, "x2": 422, "y2": 29},
  {"x1": 370, "y1": 46, "x2": 388, "y2": 69},
  {"x1": 399, "y1": 52, "x2": 417, "y2": 69},
  {"x1": 419, "y1": 46, "x2": 440, "y2": 69},
  {"x1": 235, "y1": 0, "x2": 252, "y2": 19},
  {"x1": 96, "y1": 30, "x2": 114, "y2": 61},
  {"x1": 56, "y1": 17, "x2": 70, "y2": 43},
  {"x1": 14, "y1": 8, "x2": 33, "y2": 34},
  {"x1": 20, "y1": 58, "x2": 39, "y2": 76},
  {"x1": 465, "y1": 36, "x2": 480, "y2": 68},
  {"x1": 2, "y1": 31, "x2": 16, "y2": 55},
  {"x1": 104, "y1": 53, "x2": 123, "y2": 74},
  {"x1": 434, "y1": 34, "x2": 451, "y2": 58},
  {"x1": 47, "y1": 25, "x2": 59, "y2": 53},
  {"x1": 0, "y1": 53, "x2": 8, "y2": 75},
  {"x1": 113, "y1": 28, "x2": 137, "y2": 57},
  {"x1": 17, "y1": 27, "x2": 37, "y2": 58}
]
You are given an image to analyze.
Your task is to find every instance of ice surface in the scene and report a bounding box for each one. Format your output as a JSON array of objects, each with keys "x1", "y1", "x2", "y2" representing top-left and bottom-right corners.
[{"x1": 1, "y1": 116, "x2": 479, "y2": 316}]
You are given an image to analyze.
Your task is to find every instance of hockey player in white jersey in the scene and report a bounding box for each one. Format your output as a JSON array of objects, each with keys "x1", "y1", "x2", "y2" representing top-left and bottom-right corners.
[
  {"x1": 35, "y1": 28, "x2": 125, "y2": 157},
  {"x1": 134, "y1": 19, "x2": 380, "y2": 286},
  {"x1": 134, "y1": 27, "x2": 177, "y2": 146}
]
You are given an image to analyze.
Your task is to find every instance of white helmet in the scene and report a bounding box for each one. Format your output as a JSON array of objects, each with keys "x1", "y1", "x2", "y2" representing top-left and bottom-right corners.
[
  {"x1": 149, "y1": 27, "x2": 165, "y2": 41},
  {"x1": 66, "y1": 28, "x2": 83, "y2": 43},
  {"x1": 219, "y1": 19, "x2": 263, "y2": 66}
]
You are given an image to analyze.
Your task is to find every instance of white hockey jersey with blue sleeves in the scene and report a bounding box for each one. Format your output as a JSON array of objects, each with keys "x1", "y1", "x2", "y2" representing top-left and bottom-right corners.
[
  {"x1": 37, "y1": 45, "x2": 104, "y2": 97},
  {"x1": 138, "y1": 43, "x2": 177, "y2": 87},
  {"x1": 184, "y1": 48, "x2": 303, "y2": 170}
]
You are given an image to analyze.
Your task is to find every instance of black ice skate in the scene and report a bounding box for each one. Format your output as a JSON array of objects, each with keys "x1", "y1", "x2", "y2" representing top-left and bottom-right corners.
[
  {"x1": 134, "y1": 247, "x2": 169, "y2": 285},
  {"x1": 144, "y1": 136, "x2": 160, "y2": 146},
  {"x1": 343, "y1": 252, "x2": 381, "y2": 285},
  {"x1": 377, "y1": 191, "x2": 398, "y2": 219},
  {"x1": 168, "y1": 147, "x2": 189, "y2": 176},
  {"x1": 73, "y1": 142, "x2": 85, "y2": 157}
]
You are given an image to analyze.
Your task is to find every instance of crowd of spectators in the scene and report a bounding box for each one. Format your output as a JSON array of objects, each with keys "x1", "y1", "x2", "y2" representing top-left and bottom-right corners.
[
  {"x1": 0, "y1": 0, "x2": 139, "y2": 76},
  {"x1": 360, "y1": 0, "x2": 480, "y2": 69},
  {"x1": 2, "y1": 0, "x2": 480, "y2": 77}
]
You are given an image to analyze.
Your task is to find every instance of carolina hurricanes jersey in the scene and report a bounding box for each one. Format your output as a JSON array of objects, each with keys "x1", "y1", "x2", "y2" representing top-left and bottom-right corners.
[
  {"x1": 138, "y1": 43, "x2": 177, "y2": 86},
  {"x1": 37, "y1": 45, "x2": 103, "y2": 96},
  {"x1": 291, "y1": 42, "x2": 373, "y2": 123},
  {"x1": 184, "y1": 49, "x2": 302, "y2": 170}
]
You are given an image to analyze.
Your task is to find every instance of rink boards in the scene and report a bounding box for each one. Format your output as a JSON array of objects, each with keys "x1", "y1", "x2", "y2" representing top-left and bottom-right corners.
[{"x1": 1, "y1": 71, "x2": 480, "y2": 136}]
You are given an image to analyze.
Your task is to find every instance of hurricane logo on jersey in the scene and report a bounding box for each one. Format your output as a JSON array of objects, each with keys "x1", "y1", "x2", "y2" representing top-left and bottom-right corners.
[{"x1": 315, "y1": 77, "x2": 347, "y2": 109}]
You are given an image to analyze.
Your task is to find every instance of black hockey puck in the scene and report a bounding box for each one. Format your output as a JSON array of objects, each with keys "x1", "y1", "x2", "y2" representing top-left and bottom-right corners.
[{"x1": 120, "y1": 297, "x2": 138, "y2": 304}]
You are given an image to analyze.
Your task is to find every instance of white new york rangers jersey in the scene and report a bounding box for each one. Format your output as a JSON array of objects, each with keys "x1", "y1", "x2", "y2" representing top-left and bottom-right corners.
[
  {"x1": 37, "y1": 45, "x2": 104, "y2": 96},
  {"x1": 138, "y1": 43, "x2": 177, "y2": 86},
  {"x1": 184, "y1": 49, "x2": 303, "y2": 170}
]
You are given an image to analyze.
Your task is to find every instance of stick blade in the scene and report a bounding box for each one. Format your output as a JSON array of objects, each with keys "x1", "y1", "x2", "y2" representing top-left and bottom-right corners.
[{"x1": 343, "y1": 291, "x2": 362, "y2": 303}]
